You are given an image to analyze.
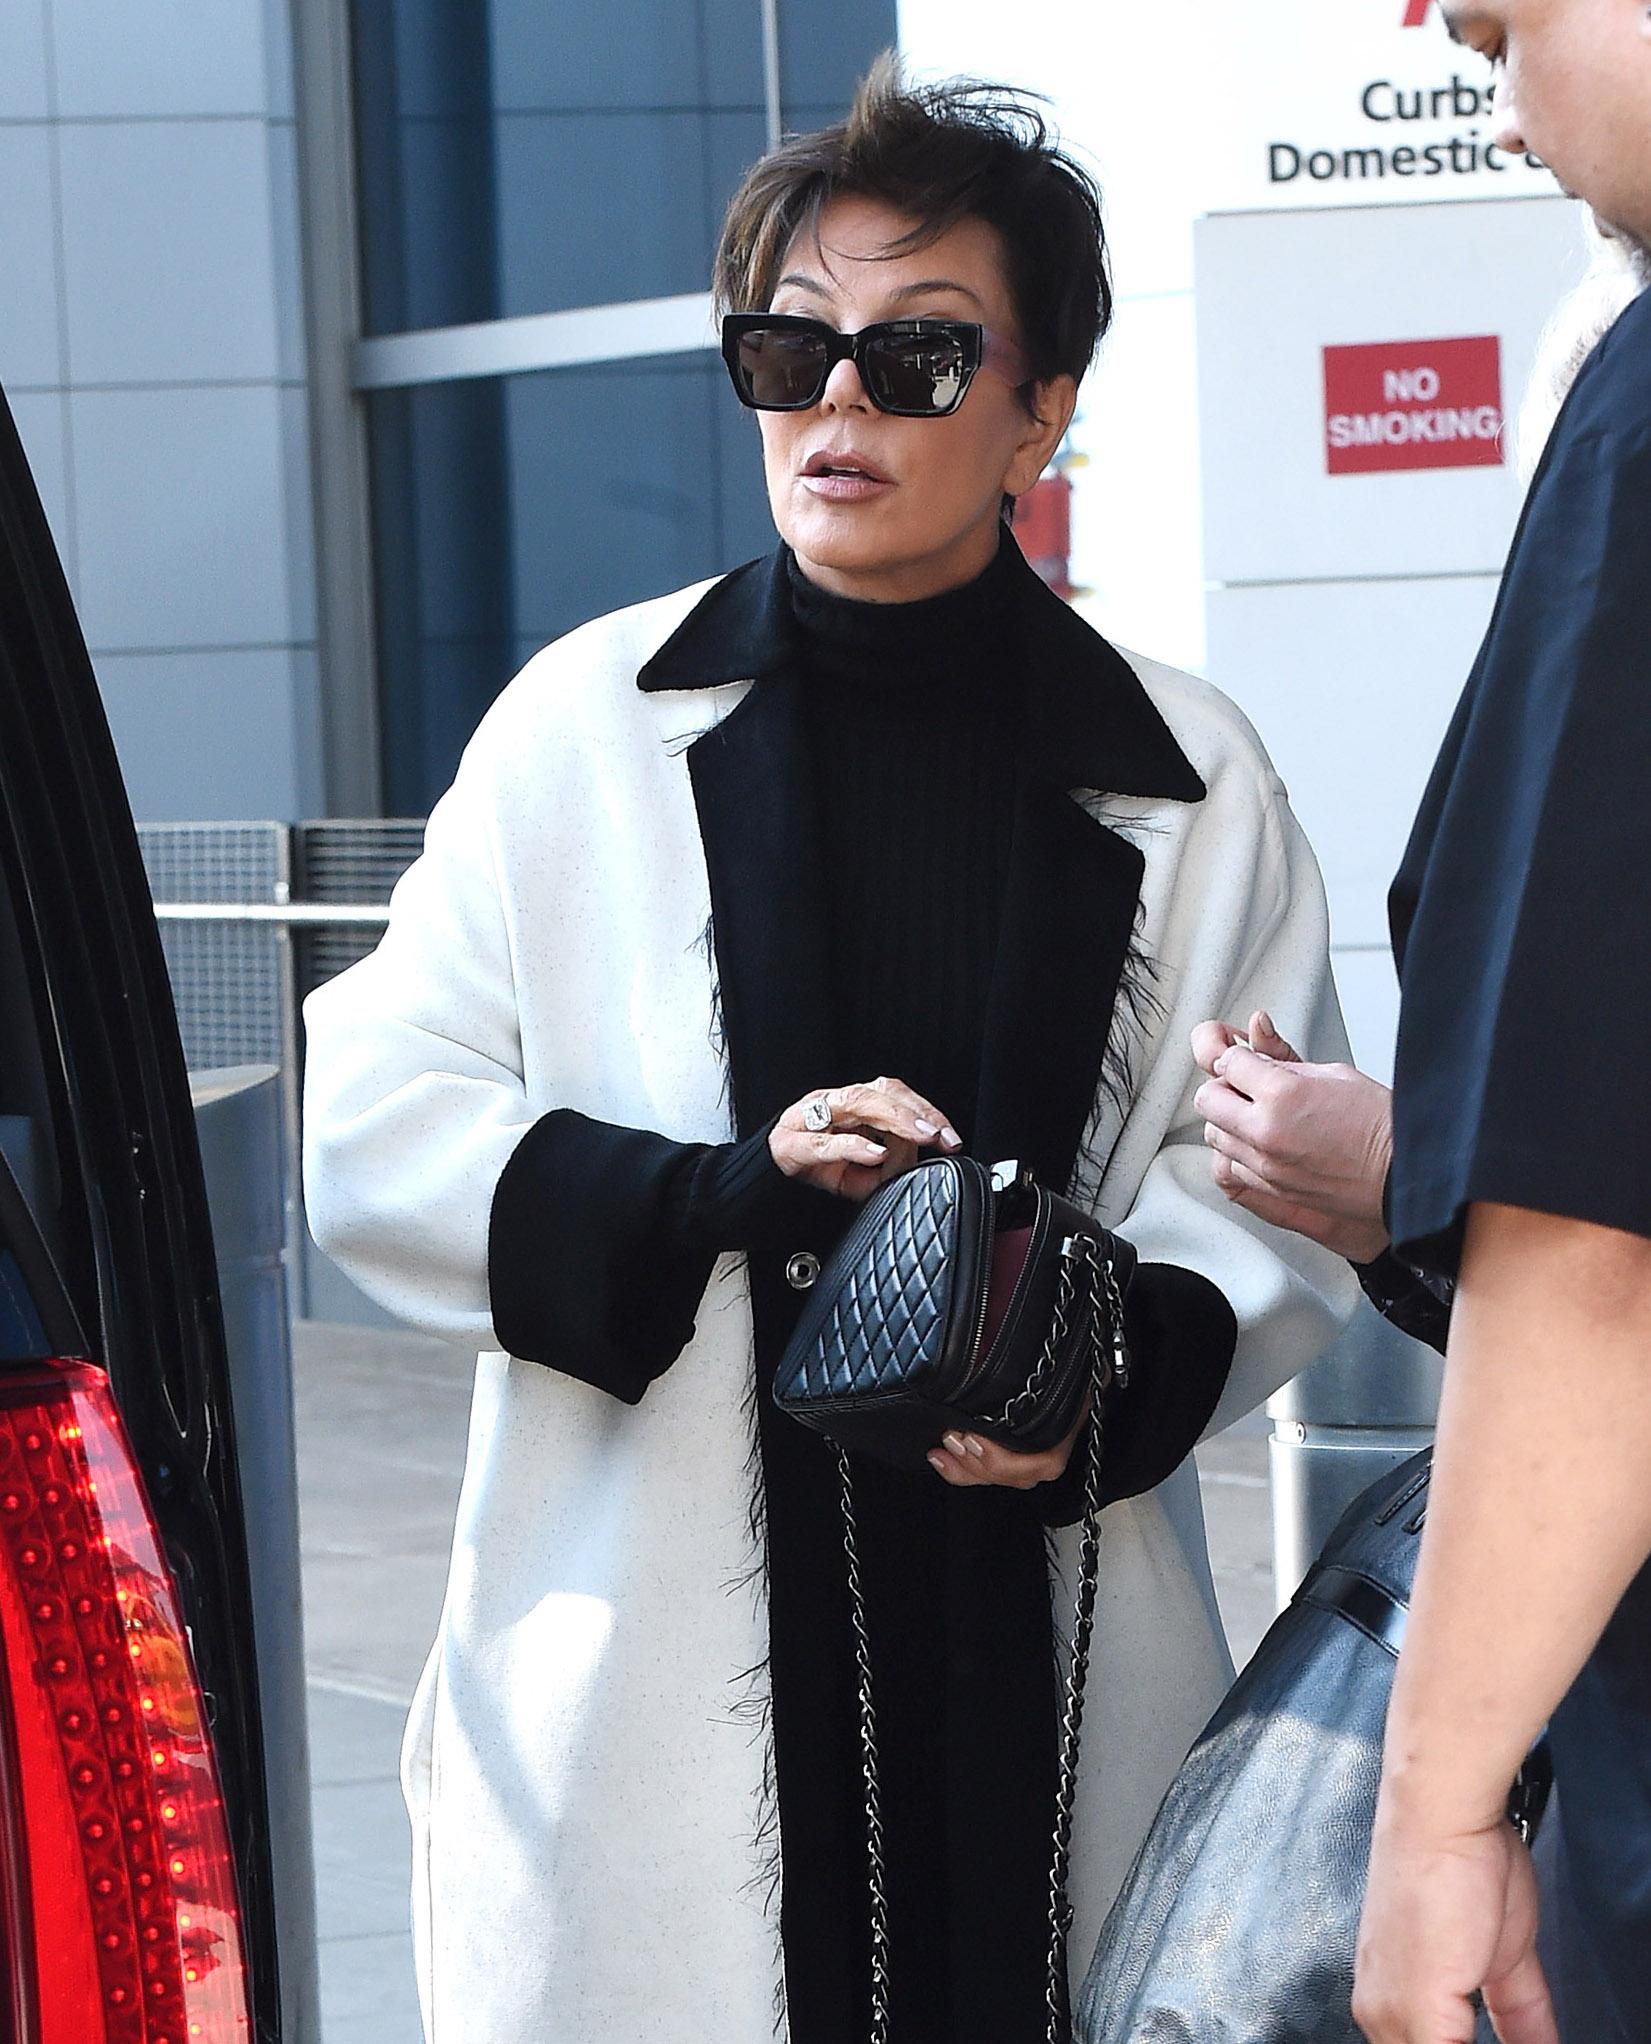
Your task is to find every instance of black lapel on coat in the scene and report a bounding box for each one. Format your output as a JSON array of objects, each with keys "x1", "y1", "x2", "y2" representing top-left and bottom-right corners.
[
  {"x1": 639, "y1": 542, "x2": 1208, "y2": 1173},
  {"x1": 969, "y1": 546, "x2": 1208, "y2": 1193},
  {"x1": 644, "y1": 552, "x2": 838, "y2": 1136},
  {"x1": 685, "y1": 667, "x2": 836, "y2": 1136},
  {"x1": 970, "y1": 770, "x2": 1149, "y2": 1192}
]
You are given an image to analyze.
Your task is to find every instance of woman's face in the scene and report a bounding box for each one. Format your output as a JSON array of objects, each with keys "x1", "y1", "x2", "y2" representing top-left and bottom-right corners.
[{"x1": 755, "y1": 194, "x2": 1077, "y2": 603}]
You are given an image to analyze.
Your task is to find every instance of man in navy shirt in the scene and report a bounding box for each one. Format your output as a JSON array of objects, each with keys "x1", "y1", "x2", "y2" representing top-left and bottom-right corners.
[{"x1": 1196, "y1": 3, "x2": 1651, "y2": 2038}]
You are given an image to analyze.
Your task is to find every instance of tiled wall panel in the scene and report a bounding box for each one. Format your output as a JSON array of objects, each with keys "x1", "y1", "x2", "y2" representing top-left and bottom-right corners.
[
  {"x1": 0, "y1": 129, "x2": 63, "y2": 388},
  {"x1": 93, "y1": 646, "x2": 312, "y2": 820},
  {"x1": 49, "y1": 0, "x2": 273, "y2": 119},
  {"x1": 6, "y1": 0, "x2": 318, "y2": 822},
  {"x1": 70, "y1": 384, "x2": 298, "y2": 651},
  {"x1": 57, "y1": 120, "x2": 284, "y2": 384},
  {"x1": 0, "y1": 0, "x2": 50, "y2": 120}
]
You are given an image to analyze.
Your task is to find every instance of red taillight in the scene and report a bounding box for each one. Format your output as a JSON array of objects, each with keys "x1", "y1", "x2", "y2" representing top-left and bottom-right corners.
[{"x1": 0, "y1": 1360, "x2": 251, "y2": 2042}]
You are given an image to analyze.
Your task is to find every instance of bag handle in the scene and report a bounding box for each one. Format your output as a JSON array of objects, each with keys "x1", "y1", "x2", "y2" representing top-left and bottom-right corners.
[{"x1": 833, "y1": 1230, "x2": 1128, "y2": 2043}]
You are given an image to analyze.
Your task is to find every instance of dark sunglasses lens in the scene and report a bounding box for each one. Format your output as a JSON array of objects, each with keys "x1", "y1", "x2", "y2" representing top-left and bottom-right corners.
[
  {"x1": 863, "y1": 330, "x2": 968, "y2": 414},
  {"x1": 735, "y1": 326, "x2": 829, "y2": 408}
]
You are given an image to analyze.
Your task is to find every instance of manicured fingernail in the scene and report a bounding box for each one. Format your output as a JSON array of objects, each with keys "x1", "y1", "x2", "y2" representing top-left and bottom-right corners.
[
  {"x1": 914, "y1": 1117, "x2": 939, "y2": 1137},
  {"x1": 927, "y1": 1453, "x2": 947, "y2": 1474},
  {"x1": 943, "y1": 1432, "x2": 965, "y2": 1455},
  {"x1": 964, "y1": 1436, "x2": 986, "y2": 1459},
  {"x1": 864, "y1": 1141, "x2": 887, "y2": 1157},
  {"x1": 1257, "y1": 1011, "x2": 1275, "y2": 1038},
  {"x1": 941, "y1": 1127, "x2": 962, "y2": 1149}
]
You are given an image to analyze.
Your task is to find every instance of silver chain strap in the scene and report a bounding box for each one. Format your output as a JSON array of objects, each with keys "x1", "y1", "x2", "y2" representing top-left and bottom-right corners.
[
  {"x1": 988, "y1": 1231, "x2": 1105, "y2": 1432},
  {"x1": 834, "y1": 1233, "x2": 1122, "y2": 2044},
  {"x1": 835, "y1": 1439, "x2": 893, "y2": 2044}
]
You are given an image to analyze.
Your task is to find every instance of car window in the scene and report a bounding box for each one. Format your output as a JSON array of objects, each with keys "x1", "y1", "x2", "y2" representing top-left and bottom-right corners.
[{"x1": 0, "y1": 1246, "x2": 44, "y2": 1357}]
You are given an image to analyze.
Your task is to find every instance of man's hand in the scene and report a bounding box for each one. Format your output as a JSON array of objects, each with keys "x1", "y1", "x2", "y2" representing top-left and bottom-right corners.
[
  {"x1": 1353, "y1": 1811, "x2": 1556, "y2": 2044},
  {"x1": 1191, "y1": 1010, "x2": 1394, "y2": 1264}
]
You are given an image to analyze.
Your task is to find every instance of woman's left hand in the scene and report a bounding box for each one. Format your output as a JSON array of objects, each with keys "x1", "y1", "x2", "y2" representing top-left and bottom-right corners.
[{"x1": 927, "y1": 1405, "x2": 1086, "y2": 1490}]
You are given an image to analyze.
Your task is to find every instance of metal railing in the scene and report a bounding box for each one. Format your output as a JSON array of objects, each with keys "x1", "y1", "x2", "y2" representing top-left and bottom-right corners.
[
  {"x1": 153, "y1": 902, "x2": 390, "y2": 925},
  {"x1": 137, "y1": 821, "x2": 420, "y2": 1320}
]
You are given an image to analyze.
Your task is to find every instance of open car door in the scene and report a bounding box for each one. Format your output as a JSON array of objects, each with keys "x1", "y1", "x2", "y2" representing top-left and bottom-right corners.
[{"x1": 0, "y1": 390, "x2": 280, "y2": 2039}]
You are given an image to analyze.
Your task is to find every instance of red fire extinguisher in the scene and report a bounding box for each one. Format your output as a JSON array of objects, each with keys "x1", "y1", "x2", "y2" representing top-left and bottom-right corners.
[{"x1": 1012, "y1": 445, "x2": 1088, "y2": 601}]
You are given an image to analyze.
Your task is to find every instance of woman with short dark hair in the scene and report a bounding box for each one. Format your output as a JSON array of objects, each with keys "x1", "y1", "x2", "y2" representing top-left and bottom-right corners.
[{"x1": 304, "y1": 57, "x2": 1355, "y2": 2044}]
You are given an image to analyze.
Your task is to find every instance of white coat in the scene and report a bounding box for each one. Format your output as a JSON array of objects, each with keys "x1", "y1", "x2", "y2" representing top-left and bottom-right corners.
[{"x1": 302, "y1": 557, "x2": 1359, "y2": 2043}]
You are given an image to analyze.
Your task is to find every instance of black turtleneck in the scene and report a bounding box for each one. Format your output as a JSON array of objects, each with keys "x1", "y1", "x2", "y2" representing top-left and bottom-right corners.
[
  {"x1": 656, "y1": 534, "x2": 1026, "y2": 1250},
  {"x1": 786, "y1": 538, "x2": 1023, "y2": 1134}
]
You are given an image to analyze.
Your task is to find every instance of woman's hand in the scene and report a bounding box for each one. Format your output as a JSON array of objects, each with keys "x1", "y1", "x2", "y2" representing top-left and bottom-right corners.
[
  {"x1": 1353, "y1": 1806, "x2": 1556, "y2": 2044},
  {"x1": 769, "y1": 1075, "x2": 962, "y2": 1202},
  {"x1": 1191, "y1": 1010, "x2": 1394, "y2": 1264},
  {"x1": 927, "y1": 1403, "x2": 1086, "y2": 1491}
]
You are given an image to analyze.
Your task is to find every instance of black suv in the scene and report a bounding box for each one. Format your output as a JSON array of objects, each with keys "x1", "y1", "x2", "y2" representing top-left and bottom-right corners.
[{"x1": 0, "y1": 390, "x2": 280, "y2": 2039}]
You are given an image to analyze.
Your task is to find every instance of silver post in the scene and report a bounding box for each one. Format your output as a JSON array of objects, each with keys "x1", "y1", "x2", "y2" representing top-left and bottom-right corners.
[{"x1": 759, "y1": 0, "x2": 783, "y2": 149}]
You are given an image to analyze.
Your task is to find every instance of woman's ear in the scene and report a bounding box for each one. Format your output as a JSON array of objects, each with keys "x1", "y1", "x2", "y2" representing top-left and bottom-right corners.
[{"x1": 1004, "y1": 374, "x2": 1079, "y2": 498}]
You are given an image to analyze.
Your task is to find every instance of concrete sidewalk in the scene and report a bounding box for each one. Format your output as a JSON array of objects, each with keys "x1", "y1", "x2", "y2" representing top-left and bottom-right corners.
[
  {"x1": 294, "y1": 1320, "x2": 1275, "y2": 2044},
  {"x1": 295, "y1": 1321, "x2": 471, "y2": 2044}
]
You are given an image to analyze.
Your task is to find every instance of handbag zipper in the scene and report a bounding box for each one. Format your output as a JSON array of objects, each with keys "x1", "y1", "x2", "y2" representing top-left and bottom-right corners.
[
  {"x1": 957, "y1": 1193, "x2": 1053, "y2": 1398},
  {"x1": 955, "y1": 1159, "x2": 995, "y2": 1394}
]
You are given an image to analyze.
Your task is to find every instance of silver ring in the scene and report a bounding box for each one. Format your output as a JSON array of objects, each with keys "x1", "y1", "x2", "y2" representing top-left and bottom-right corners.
[{"x1": 803, "y1": 1094, "x2": 833, "y2": 1133}]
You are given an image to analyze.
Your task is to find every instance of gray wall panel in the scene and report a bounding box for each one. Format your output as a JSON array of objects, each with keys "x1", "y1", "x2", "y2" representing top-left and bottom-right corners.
[
  {"x1": 94, "y1": 646, "x2": 309, "y2": 820},
  {"x1": 260, "y1": 0, "x2": 295, "y2": 119},
  {"x1": 58, "y1": 119, "x2": 283, "y2": 385},
  {"x1": 0, "y1": 128, "x2": 63, "y2": 389},
  {"x1": 48, "y1": 0, "x2": 273, "y2": 118},
  {"x1": 278, "y1": 384, "x2": 320, "y2": 644},
  {"x1": 268, "y1": 120, "x2": 307, "y2": 382},
  {"x1": 70, "y1": 384, "x2": 297, "y2": 649},
  {"x1": 284, "y1": 646, "x2": 325, "y2": 819},
  {"x1": 0, "y1": 0, "x2": 50, "y2": 119}
]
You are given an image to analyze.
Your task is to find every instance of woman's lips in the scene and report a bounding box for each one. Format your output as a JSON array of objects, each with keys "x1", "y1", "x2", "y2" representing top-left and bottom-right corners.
[
  {"x1": 800, "y1": 470, "x2": 894, "y2": 502},
  {"x1": 798, "y1": 448, "x2": 894, "y2": 502}
]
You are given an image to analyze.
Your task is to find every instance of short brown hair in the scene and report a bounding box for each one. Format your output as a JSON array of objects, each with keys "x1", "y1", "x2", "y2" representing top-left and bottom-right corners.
[{"x1": 713, "y1": 52, "x2": 1112, "y2": 388}]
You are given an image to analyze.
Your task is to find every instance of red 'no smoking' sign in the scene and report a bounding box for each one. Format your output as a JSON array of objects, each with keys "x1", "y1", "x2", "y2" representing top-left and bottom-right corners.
[{"x1": 1323, "y1": 336, "x2": 1504, "y2": 476}]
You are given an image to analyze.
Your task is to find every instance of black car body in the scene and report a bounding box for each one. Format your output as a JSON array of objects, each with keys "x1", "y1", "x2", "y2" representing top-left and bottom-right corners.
[{"x1": 0, "y1": 387, "x2": 280, "y2": 2039}]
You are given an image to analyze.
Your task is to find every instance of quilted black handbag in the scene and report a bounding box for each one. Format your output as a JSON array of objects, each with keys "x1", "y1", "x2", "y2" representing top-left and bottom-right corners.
[
  {"x1": 772, "y1": 1154, "x2": 1138, "y2": 2044},
  {"x1": 773, "y1": 1153, "x2": 1137, "y2": 1468},
  {"x1": 1074, "y1": 1451, "x2": 1552, "y2": 2043}
]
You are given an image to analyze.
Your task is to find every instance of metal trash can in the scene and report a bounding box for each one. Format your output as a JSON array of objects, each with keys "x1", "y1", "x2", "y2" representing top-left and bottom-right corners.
[
  {"x1": 192, "y1": 1064, "x2": 320, "y2": 2043},
  {"x1": 1268, "y1": 1297, "x2": 1442, "y2": 1604}
]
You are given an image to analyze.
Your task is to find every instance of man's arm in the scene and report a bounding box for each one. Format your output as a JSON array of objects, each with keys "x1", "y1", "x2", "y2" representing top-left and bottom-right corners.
[{"x1": 1354, "y1": 1199, "x2": 1651, "y2": 2044}]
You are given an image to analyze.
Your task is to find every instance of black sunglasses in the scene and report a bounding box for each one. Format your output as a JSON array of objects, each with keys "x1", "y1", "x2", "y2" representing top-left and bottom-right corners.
[{"x1": 720, "y1": 313, "x2": 1030, "y2": 419}]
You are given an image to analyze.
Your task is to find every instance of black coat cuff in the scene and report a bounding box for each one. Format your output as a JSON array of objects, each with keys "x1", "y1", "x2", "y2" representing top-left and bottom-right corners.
[
  {"x1": 1037, "y1": 1260, "x2": 1238, "y2": 1527},
  {"x1": 490, "y1": 1109, "x2": 722, "y2": 1404}
]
